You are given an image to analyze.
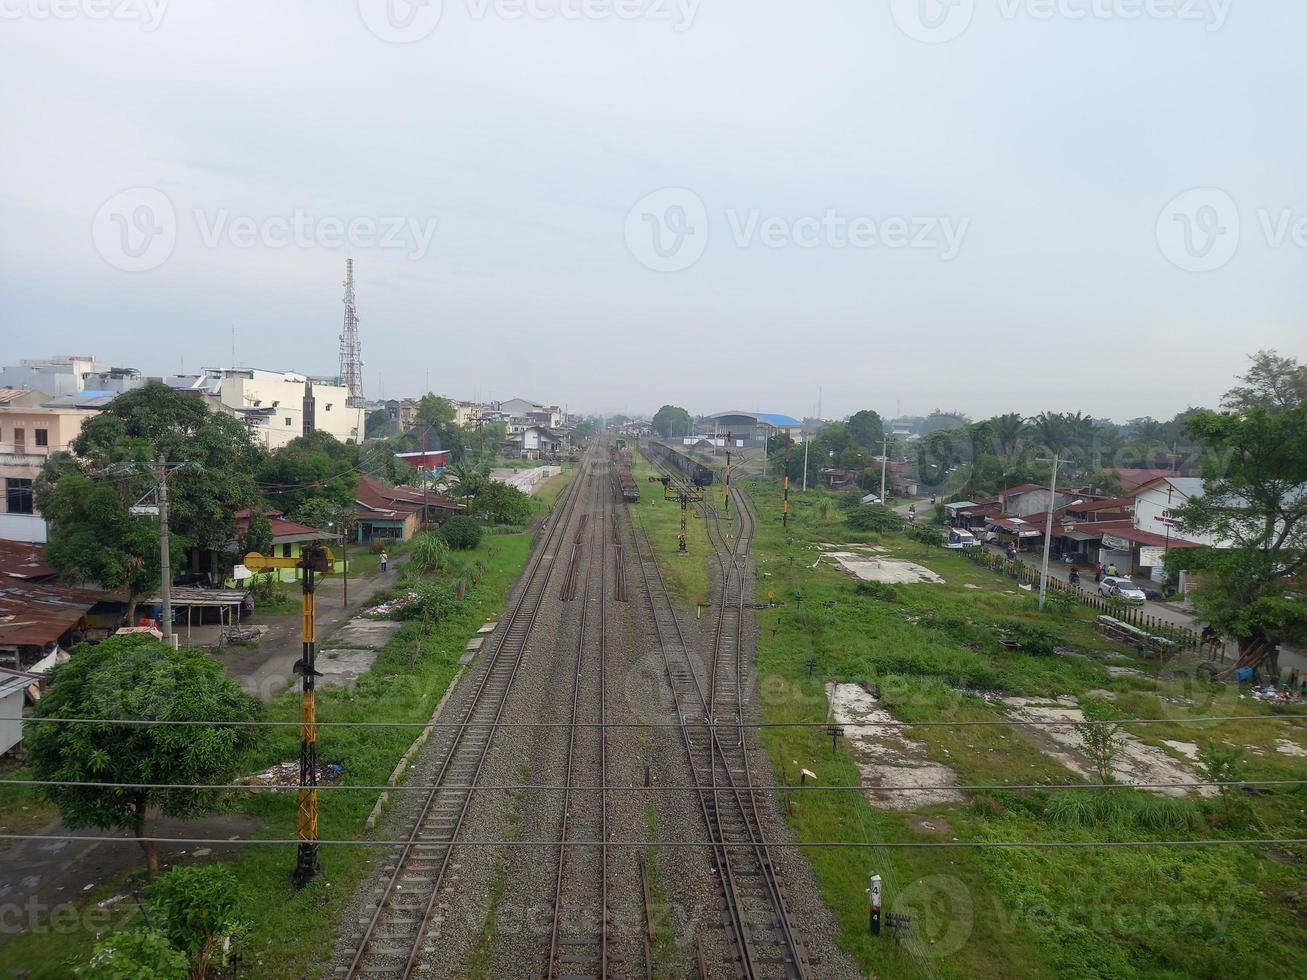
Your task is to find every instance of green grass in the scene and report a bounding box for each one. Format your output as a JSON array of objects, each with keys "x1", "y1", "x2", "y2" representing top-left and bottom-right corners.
[
  {"x1": 629, "y1": 446, "x2": 714, "y2": 606},
  {"x1": 0, "y1": 531, "x2": 536, "y2": 979},
  {"x1": 734, "y1": 474, "x2": 1307, "y2": 979},
  {"x1": 533, "y1": 466, "x2": 574, "y2": 510}
]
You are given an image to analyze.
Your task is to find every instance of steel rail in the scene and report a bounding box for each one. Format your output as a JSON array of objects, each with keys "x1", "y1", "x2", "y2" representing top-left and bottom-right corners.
[{"x1": 345, "y1": 446, "x2": 589, "y2": 979}]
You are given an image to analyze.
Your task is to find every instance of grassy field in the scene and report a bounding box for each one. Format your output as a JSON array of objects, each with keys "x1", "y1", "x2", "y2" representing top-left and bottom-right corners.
[
  {"x1": 736, "y1": 476, "x2": 1307, "y2": 979},
  {"x1": 737, "y1": 480, "x2": 1307, "y2": 977},
  {"x1": 0, "y1": 530, "x2": 536, "y2": 978},
  {"x1": 628, "y1": 445, "x2": 716, "y2": 606}
]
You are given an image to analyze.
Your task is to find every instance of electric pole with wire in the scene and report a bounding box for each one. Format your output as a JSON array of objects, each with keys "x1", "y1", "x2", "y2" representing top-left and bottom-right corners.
[{"x1": 156, "y1": 455, "x2": 173, "y2": 645}]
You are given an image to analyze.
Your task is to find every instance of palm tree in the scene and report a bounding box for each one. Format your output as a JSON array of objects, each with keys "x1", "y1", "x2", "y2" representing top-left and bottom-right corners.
[{"x1": 991, "y1": 413, "x2": 1027, "y2": 461}]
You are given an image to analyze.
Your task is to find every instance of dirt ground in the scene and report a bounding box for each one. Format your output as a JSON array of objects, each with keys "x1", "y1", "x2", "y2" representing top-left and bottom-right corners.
[{"x1": 826, "y1": 682, "x2": 964, "y2": 810}]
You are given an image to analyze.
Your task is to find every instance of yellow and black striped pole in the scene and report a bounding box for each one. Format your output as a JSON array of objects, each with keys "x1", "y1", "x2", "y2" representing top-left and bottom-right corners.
[{"x1": 244, "y1": 544, "x2": 333, "y2": 889}]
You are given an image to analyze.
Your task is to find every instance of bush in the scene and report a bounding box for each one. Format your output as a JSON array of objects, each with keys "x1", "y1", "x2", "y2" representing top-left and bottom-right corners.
[
  {"x1": 846, "y1": 506, "x2": 904, "y2": 533},
  {"x1": 439, "y1": 515, "x2": 483, "y2": 550},
  {"x1": 1045, "y1": 791, "x2": 1199, "y2": 832},
  {"x1": 997, "y1": 621, "x2": 1060, "y2": 656},
  {"x1": 837, "y1": 488, "x2": 866, "y2": 511},
  {"x1": 406, "y1": 531, "x2": 449, "y2": 576},
  {"x1": 80, "y1": 928, "x2": 190, "y2": 979},
  {"x1": 145, "y1": 864, "x2": 243, "y2": 968},
  {"x1": 854, "y1": 580, "x2": 899, "y2": 602}
]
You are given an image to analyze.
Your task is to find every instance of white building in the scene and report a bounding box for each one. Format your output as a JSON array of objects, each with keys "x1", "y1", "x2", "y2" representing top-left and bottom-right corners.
[
  {"x1": 496, "y1": 397, "x2": 564, "y2": 433},
  {"x1": 167, "y1": 368, "x2": 364, "y2": 450},
  {"x1": 1131, "y1": 477, "x2": 1226, "y2": 549}
]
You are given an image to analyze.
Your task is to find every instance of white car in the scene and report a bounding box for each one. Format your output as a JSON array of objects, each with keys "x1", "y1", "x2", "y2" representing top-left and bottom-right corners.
[{"x1": 1098, "y1": 576, "x2": 1146, "y2": 603}]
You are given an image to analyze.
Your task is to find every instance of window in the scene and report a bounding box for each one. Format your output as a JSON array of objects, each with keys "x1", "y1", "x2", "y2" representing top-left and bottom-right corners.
[
  {"x1": 282, "y1": 543, "x2": 292, "y2": 558},
  {"x1": 285, "y1": 417, "x2": 292, "y2": 426},
  {"x1": 12, "y1": 428, "x2": 24, "y2": 450},
  {"x1": 34, "y1": 428, "x2": 48, "y2": 447},
  {"x1": 5, "y1": 478, "x2": 34, "y2": 514}
]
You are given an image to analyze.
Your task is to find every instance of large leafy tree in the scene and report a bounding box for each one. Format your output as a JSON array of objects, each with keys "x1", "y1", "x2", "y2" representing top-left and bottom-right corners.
[
  {"x1": 39, "y1": 473, "x2": 178, "y2": 623},
  {"x1": 651, "y1": 404, "x2": 693, "y2": 440},
  {"x1": 1221, "y1": 349, "x2": 1307, "y2": 413},
  {"x1": 26, "y1": 634, "x2": 261, "y2": 879},
  {"x1": 846, "y1": 409, "x2": 885, "y2": 451},
  {"x1": 1168, "y1": 402, "x2": 1307, "y2": 677},
  {"x1": 257, "y1": 439, "x2": 357, "y2": 516},
  {"x1": 55, "y1": 383, "x2": 265, "y2": 563},
  {"x1": 403, "y1": 394, "x2": 466, "y2": 461}
]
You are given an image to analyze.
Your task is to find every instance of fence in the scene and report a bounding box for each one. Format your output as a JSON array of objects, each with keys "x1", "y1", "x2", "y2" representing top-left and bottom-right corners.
[{"x1": 962, "y1": 547, "x2": 1204, "y2": 653}]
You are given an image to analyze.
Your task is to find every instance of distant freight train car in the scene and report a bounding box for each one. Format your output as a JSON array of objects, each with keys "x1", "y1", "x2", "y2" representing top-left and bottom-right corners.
[{"x1": 646, "y1": 440, "x2": 715, "y2": 487}]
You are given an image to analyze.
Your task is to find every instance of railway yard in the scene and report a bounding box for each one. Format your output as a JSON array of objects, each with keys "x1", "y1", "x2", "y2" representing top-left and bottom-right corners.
[{"x1": 334, "y1": 440, "x2": 853, "y2": 978}]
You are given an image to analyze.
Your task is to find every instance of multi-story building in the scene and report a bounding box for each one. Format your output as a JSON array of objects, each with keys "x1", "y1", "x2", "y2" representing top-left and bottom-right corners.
[
  {"x1": 0, "y1": 389, "x2": 101, "y2": 543},
  {"x1": 166, "y1": 368, "x2": 365, "y2": 450},
  {"x1": 0, "y1": 355, "x2": 145, "y2": 398}
]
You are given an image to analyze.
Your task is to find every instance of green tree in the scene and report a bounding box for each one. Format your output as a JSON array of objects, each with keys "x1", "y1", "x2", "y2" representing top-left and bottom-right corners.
[
  {"x1": 651, "y1": 404, "x2": 693, "y2": 440},
  {"x1": 1167, "y1": 402, "x2": 1307, "y2": 677},
  {"x1": 39, "y1": 473, "x2": 176, "y2": 623},
  {"x1": 1221, "y1": 349, "x2": 1307, "y2": 413},
  {"x1": 26, "y1": 635, "x2": 261, "y2": 879},
  {"x1": 846, "y1": 409, "x2": 885, "y2": 451},
  {"x1": 257, "y1": 443, "x2": 357, "y2": 516},
  {"x1": 62, "y1": 382, "x2": 265, "y2": 562},
  {"x1": 470, "y1": 480, "x2": 533, "y2": 525},
  {"x1": 366, "y1": 408, "x2": 397, "y2": 439}
]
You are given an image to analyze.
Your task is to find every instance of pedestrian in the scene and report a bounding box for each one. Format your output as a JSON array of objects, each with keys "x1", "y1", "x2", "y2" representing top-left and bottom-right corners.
[
  {"x1": 1069, "y1": 567, "x2": 1080, "y2": 587},
  {"x1": 379, "y1": 550, "x2": 389, "y2": 574},
  {"x1": 1094, "y1": 563, "x2": 1103, "y2": 584},
  {"x1": 1107, "y1": 562, "x2": 1118, "y2": 577}
]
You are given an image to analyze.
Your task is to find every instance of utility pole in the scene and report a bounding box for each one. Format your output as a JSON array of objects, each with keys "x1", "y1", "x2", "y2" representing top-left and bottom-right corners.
[
  {"x1": 156, "y1": 456, "x2": 173, "y2": 644},
  {"x1": 880, "y1": 435, "x2": 888, "y2": 505},
  {"x1": 802, "y1": 428, "x2": 810, "y2": 493},
  {"x1": 1038, "y1": 453, "x2": 1061, "y2": 611},
  {"x1": 783, "y1": 438, "x2": 792, "y2": 528},
  {"x1": 421, "y1": 425, "x2": 429, "y2": 531}
]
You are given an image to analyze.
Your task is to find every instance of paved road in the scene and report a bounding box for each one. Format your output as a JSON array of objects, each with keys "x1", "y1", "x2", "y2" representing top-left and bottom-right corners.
[{"x1": 215, "y1": 555, "x2": 407, "y2": 701}]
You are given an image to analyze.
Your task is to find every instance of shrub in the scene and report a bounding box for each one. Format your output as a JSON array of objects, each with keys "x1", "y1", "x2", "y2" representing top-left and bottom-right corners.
[
  {"x1": 439, "y1": 515, "x2": 483, "y2": 550},
  {"x1": 471, "y1": 480, "x2": 533, "y2": 526},
  {"x1": 846, "y1": 506, "x2": 903, "y2": 533},
  {"x1": 996, "y1": 621, "x2": 1060, "y2": 656},
  {"x1": 854, "y1": 580, "x2": 899, "y2": 602},
  {"x1": 1046, "y1": 791, "x2": 1199, "y2": 832},
  {"x1": 80, "y1": 928, "x2": 190, "y2": 979},
  {"x1": 406, "y1": 531, "x2": 449, "y2": 576},
  {"x1": 837, "y1": 488, "x2": 866, "y2": 511},
  {"x1": 145, "y1": 864, "x2": 244, "y2": 971}
]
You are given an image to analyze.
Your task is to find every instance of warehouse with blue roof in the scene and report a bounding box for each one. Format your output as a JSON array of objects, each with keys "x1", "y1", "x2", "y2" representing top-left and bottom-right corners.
[{"x1": 704, "y1": 410, "x2": 804, "y2": 449}]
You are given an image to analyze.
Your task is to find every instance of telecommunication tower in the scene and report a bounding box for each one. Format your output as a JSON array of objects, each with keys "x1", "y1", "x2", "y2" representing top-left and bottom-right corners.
[{"x1": 339, "y1": 259, "x2": 364, "y2": 407}]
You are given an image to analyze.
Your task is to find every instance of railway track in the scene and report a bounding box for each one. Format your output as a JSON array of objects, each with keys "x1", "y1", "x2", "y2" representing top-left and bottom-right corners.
[
  {"x1": 545, "y1": 456, "x2": 626, "y2": 979},
  {"x1": 344, "y1": 451, "x2": 590, "y2": 979},
  {"x1": 630, "y1": 458, "x2": 808, "y2": 979}
]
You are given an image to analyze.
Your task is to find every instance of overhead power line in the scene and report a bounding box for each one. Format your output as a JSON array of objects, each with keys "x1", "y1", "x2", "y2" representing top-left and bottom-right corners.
[
  {"x1": 12, "y1": 715, "x2": 1304, "y2": 730},
  {"x1": 2, "y1": 833, "x2": 1304, "y2": 850},
  {"x1": 7, "y1": 778, "x2": 1305, "y2": 793}
]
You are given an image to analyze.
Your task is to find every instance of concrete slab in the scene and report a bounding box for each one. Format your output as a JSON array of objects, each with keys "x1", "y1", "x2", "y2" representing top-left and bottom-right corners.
[
  {"x1": 331, "y1": 618, "x2": 404, "y2": 650},
  {"x1": 465, "y1": 637, "x2": 484, "y2": 651},
  {"x1": 459, "y1": 651, "x2": 477, "y2": 666},
  {"x1": 317, "y1": 648, "x2": 380, "y2": 689},
  {"x1": 477, "y1": 622, "x2": 498, "y2": 634}
]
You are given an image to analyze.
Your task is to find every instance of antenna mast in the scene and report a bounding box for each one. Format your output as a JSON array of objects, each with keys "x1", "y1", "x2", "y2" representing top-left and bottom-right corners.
[{"x1": 339, "y1": 258, "x2": 364, "y2": 407}]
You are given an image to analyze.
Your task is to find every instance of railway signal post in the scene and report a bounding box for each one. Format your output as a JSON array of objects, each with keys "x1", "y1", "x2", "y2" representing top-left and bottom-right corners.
[
  {"x1": 663, "y1": 477, "x2": 704, "y2": 555},
  {"x1": 244, "y1": 542, "x2": 336, "y2": 888}
]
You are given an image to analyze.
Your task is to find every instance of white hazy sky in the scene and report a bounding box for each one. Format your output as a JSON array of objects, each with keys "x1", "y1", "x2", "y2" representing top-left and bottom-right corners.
[{"x1": 1, "y1": 1, "x2": 1303, "y2": 422}]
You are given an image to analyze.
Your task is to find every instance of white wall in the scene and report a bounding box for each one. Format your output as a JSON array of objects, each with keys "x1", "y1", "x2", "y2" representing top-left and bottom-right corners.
[
  {"x1": 1134, "y1": 486, "x2": 1224, "y2": 547},
  {"x1": 0, "y1": 512, "x2": 47, "y2": 543}
]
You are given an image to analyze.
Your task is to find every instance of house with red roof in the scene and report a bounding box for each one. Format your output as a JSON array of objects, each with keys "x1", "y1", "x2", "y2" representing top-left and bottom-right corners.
[{"x1": 354, "y1": 474, "x2": 462, "y2": 543}]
